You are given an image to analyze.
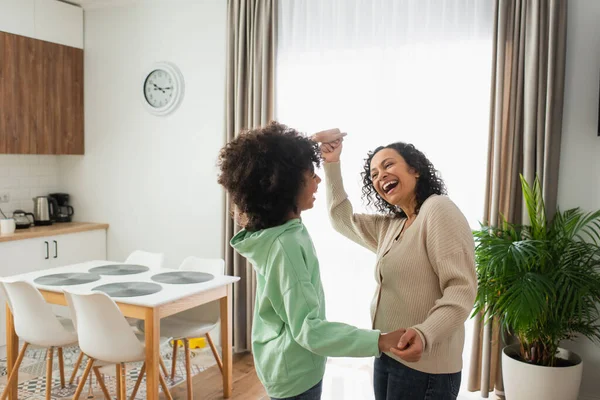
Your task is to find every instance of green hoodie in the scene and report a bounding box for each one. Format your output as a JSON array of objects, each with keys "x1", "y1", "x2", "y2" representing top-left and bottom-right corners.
[{"x1": 230, "y1": 219, "x2": 381, "y2": 398}]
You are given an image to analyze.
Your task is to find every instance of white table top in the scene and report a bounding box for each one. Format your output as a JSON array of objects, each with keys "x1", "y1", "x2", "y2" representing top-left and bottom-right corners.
[{"x1": 4, "y1": 260, "x2": 240, "y2": 307}]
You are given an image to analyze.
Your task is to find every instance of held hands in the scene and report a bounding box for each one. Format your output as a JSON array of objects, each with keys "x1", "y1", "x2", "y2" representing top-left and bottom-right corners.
[
  {"x1": 390, "y1": 328, "x2": 424, "y2": 363},
  {"x1": 378, "y1": 328, "x2": 405, "y2": 353},
  {"x1": 311, "y1": 128, "x2": 346, "y2": 163},
  {"x1": 379, "y1": 328, "x2": 424, "y2": 363}
]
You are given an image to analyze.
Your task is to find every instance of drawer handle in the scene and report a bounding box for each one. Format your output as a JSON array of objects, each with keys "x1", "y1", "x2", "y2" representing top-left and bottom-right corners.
[
  {"x1": 45, "y1": 241, "x2": 49, "y2": 260},
  {"x1": 53, "y1": 240, "x2": 58, "y2": 259}
]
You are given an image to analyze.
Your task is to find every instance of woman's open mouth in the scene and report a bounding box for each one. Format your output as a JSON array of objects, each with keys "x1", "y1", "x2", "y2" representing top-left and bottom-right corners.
[{"x1": 382, "y1": 180, "x2": 399, "y2": 195}]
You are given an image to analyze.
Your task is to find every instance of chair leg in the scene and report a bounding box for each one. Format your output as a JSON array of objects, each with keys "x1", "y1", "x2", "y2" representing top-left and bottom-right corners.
[
  {"x1": 184, "y1": 339, "x2": 193, "y2": 400},
  {"x1": 116, "y1": 364, "x2": 122, "y2": 400},
  {"x1": 119, "y1": 363, "x2": 127, "y2": 400},
  {"x1": 45, "y1": 347, "x2": 54, "y2": 400},
  {"x1": 171, "y1": 340, "x2": 178, "y2": 380},
  {"x1": 205, "y1": 333, "x2": 223, "y2": 373},
  {"x1": 73, "y1": 357, "x2": 95, "y2": 400},
  {"x1": 69, "y1": 352, "x2": 85, "y2": 385},
  {"x1": 86, "y1": 366, "x2": 94, "y2": 398},
  {"x1": 129, "y1": 363, "x2": 145, "y2": 400},
  {"x1": 58, "y1": 347, "x2": 65, "y2": 388},
  {"x1": 93, "y1": 367, "x2": 111, "y2": 400},
  {"x1": 159, "y1": 356, "x2": 168, "y2": 378},
  {"x1": 0, "y1": 342, "x2": 29, "y2": 400},
  {"x1": 158, "y1": 370, "x2": 174, "y2": 400}
]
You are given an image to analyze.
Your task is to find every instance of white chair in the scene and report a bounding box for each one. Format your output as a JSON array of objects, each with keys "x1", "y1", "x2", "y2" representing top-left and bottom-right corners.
[
  {"x1": 0, "y1": 280, "x2": 80, "y2": 400},
  {"x1": 139, "y1": 257, "x2": 224, "y2": 400},
  {"x1": 125, "y1": 250, "x2": 164, "y2": 270},
  {"x1": 64, "y1": 290, "x2": 173, "y2": 400}
]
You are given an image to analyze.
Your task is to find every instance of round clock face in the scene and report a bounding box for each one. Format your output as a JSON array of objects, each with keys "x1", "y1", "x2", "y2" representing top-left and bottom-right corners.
[{"x1": 143, "y1": 69, "x2": 175, "y2": 108}]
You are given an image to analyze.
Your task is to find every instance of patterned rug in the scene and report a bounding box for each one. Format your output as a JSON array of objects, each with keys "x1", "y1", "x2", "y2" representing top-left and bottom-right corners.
[{"x1": 0, "y1": 341, "x2": 217, "y2": 399}]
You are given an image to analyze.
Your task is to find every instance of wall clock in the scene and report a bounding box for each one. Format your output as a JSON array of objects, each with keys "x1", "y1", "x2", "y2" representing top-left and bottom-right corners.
[{"x1": 142, "y1": 62, "x2": 184, "y2": 116}]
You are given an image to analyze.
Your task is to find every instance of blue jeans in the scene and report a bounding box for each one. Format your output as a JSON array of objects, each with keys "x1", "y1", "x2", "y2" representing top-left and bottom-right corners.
[
  {"x1": 374, "y1": 354, "x2": 461, "y2": 400},
  {"x1": 270, "y1": 380, "x2": 323, "y2": 400}
]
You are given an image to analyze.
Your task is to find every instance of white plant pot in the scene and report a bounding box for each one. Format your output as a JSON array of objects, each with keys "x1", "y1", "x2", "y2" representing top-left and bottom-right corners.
[{"x1": 502, "y1": 344, "x2": 583, "y2": 400}]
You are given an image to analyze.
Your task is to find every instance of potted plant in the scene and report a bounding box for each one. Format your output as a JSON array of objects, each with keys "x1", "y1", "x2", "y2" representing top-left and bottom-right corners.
[{"x1": 473, "y1": 175, "x2": 600, "y2": 400}]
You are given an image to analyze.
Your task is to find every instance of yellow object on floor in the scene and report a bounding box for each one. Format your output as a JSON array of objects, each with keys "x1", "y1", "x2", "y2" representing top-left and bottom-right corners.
[{"x1": 172, "y1": 337, "x2": 206, "y2": 349}]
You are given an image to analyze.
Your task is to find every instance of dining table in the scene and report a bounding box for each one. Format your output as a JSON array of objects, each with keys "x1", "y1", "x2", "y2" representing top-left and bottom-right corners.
[{"x1": 3, "y1": 259, "x2": 240, "y2": 400}]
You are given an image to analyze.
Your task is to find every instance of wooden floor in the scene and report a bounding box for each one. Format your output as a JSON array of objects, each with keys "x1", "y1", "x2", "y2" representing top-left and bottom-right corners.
[
  {"x1": 167, "y1": 352, "x2": 267, "y2": 400},
  {"x1": 164, "y1": 354, "x2": 489, "y2": 400}
]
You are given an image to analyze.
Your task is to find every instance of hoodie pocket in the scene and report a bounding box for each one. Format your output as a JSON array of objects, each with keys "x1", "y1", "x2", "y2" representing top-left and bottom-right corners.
[{"x1": 254, "y1": 331, "x2": 289, "y2": 383}]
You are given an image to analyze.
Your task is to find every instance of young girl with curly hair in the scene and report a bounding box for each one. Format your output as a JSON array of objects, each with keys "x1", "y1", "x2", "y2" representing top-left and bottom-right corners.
[{"x1": 217, "y1": 122, "x2": 405, "y2": 400}]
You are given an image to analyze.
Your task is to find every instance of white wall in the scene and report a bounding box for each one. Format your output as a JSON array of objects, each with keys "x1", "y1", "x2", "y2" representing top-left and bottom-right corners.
[
  {"x1": 58, "y1": 0, "x2": 227, "y2": 268},
  {"x1": 0, "y1": 155, "x2": 60, "y2": 215},
  {"x1": 557, "y1": 1, "x2": 600, "y2": 399}
]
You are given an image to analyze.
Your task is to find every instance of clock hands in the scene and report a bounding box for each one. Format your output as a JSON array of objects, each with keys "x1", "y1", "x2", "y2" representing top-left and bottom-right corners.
[
  {"x1": 152, "y1": 83, "x2": 166, "y2": 93},
  {"x1": 152, "y1": 83, "x2": 174, "y2": 93}
]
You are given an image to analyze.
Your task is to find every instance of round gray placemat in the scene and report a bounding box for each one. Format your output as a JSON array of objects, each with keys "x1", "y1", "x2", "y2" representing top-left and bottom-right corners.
[
  {"x1": 34, "y1": 273, "x2": 101, "y2": 286},
  {"x1": 151, "y1": 271, "x2": 214, "y2": 284},
  {"x1": 88, "y1": 264, "x2": 150, "y2": 276},
  {"x1": 92, "y1": 282, "x2": 162, "y2": 297}
]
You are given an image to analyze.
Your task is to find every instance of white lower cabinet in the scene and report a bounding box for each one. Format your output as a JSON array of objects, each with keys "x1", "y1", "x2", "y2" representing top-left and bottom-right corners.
[{"x1": 0, "y1": 228, "x2": 107, "y2": 347}]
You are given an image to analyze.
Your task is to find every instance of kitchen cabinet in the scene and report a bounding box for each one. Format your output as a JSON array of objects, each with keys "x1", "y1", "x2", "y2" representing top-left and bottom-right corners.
[
  {"x1": 0, "y1": 31, "x2": 84, "y2": 155},
  {"x1": 0, "y1": 228, "x2": 107, "y2": 347},
  {"x1": 0, "y1": 0, "x2": 83, "y2": 49}
]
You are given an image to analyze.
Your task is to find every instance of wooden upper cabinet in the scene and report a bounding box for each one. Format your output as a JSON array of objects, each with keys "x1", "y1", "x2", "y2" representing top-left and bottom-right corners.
[
  {"x1": 57, "y1": 45, "x2": 84, "y2": 154},
  {"x1": 0, "y1": 31, "x2": 84, "y2": 155},
  {"x1": 0, "y1": 33, "x2": 34, "y2": 154}
]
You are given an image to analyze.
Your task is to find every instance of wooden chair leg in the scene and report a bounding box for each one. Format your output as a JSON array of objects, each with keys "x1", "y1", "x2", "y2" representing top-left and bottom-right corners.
[
  {"x1": 69, "y1": 352, "x2": 85, "y2": 385},
  {"x1": 159, "y1": 357, "x2": 168, "y2": 378},
  {"x1": 158, "y1": 370, "x2": 174, "y2": 400},
  {"x1": 116, "y1": 364, "x2": 122, "y2": 400},
  {"x1": 86, "y1": 367, "x2": 94, "y2": 398},
  {"x1": 184, "y1": 339, "x2": 193, "y2": 400},
  {"x1": 205, "y1": 333, "x2": 223, "y2": 373},
  {"x1": 73, "y1": 358, "x2": 95, "y2": 400},
  {"x1": 0, "y1": 342, "x2": 29, "y2": 400},
  {"x1": 58, "y1": 347, "x2": 65, "y2": 388},
  {"x1": 119, "y1": 363, "x2": 127, "y2": 400},
  {"x1": 93, "y1": 367, "x2": 111, "y2": 400},
  {"x1": 171, "y1": 340, "x2": 178, "y2": 380},
  {"x1": 45, "y1": 347, "x2": 54, "y2": 400},
  {"x1": 129, "y1": 363, "x2": 145, "y2": 400}
]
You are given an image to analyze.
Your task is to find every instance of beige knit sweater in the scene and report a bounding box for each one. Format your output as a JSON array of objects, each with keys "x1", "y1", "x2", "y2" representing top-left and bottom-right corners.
[{"x1": 324, "y1": 162, "x2": 477, "y2": 374}]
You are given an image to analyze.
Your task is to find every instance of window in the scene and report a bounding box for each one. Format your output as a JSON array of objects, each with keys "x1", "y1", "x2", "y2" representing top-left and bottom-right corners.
[{"x1": 276, "y1": 1, "x2": 493, "y2": 397}]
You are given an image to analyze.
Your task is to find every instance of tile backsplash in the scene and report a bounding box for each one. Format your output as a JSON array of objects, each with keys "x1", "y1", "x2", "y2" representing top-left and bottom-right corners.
[{"x1": 0, "y1": 155, "x2": 60, "y2": 217}]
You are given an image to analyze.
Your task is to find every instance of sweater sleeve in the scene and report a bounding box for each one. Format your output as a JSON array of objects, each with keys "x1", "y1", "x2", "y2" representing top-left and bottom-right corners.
[
  {"x1": 324, "y1": 162, "x2": 387, "y2": 253},
  {"x1": 267, "y1": 238, "x2": 381, "y2": 358},
  {"x1": 411, "y1": 197, "x2": 477, "y2": 350}
]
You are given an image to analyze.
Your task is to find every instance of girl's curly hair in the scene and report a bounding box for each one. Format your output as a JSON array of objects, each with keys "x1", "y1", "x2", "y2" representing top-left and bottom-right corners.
[
  {"x1": 361, "y1": 142, "x2": 446, "y2": 218},
  {"x1": 217, "y1": 122, "x2": 320, "y2": 231}
]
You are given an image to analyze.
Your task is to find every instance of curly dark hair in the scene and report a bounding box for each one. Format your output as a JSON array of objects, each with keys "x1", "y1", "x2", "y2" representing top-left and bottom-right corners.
[
  {"x1": 217, "y1": 122, "x2": 321, "y2": 231},
  {"x1": 361, "y1": 142, "x2": 446, "y2": 218}
]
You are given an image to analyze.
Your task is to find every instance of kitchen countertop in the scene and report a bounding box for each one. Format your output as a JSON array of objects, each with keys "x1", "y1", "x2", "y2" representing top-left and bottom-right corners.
[{"x1": 0, "y1": 222, "x2": 109, "y2": 243}]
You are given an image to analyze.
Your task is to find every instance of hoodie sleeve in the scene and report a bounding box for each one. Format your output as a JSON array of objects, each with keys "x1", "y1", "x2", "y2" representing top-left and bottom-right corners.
[{"x1": 266, "y1": 238, "x2": 381, "y2": 358}]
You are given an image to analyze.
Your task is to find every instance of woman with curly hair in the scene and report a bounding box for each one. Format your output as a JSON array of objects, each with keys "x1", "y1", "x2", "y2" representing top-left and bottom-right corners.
[
  {"x1": 313, "y1": 129, "x2": 477, "y2": 400},
  {"x1": 217, "y1": 122, "x2": 405, "y2": 400}
]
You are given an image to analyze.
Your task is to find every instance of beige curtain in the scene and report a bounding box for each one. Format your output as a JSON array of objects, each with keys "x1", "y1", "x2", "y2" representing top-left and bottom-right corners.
[
  {"x1": 468, "y1": 0, "x2": 567, "y2": 397},
  {"x1": 224, "y1": 0, "x2": 276, "y2": 353}
]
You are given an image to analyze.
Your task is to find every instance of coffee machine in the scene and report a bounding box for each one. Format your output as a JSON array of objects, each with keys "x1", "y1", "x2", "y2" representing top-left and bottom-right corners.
[{"x1": 49, "y1": 193, "x2": 74, "y2": 223}]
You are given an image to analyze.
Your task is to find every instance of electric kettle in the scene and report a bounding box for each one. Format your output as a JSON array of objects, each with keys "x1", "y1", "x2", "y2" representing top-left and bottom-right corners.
[{"x1": 32, "y1": 196, "x2": 58, "y2": 226}]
